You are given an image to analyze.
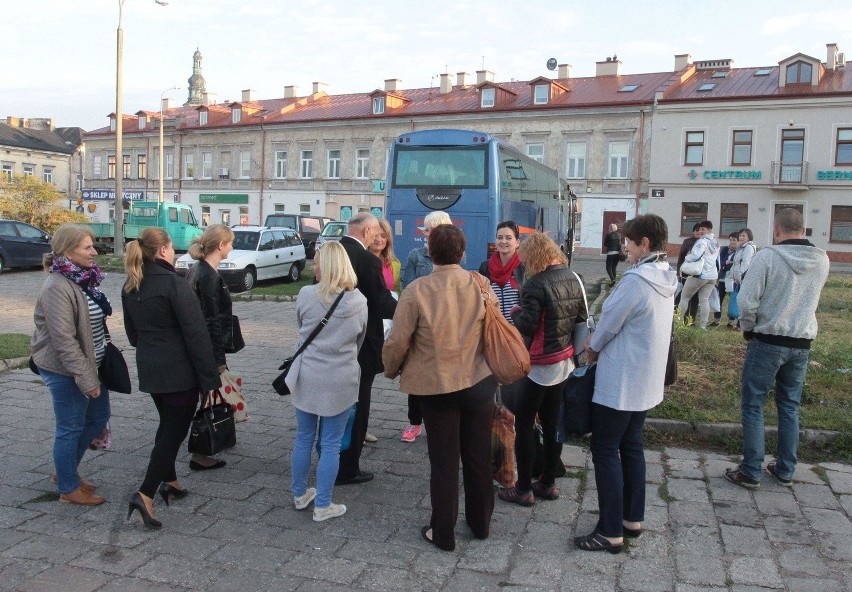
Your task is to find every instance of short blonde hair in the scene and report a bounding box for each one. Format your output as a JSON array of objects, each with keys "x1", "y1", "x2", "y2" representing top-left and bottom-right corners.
[
  {"x1": 424, "y1": 211, "x2": 451, "y2": 229},
  {"x1": 315, "y1": 241, "x2": 357, "y2": 303},
  {"x1": 44, "y1": 224, "x2": 95, "y2": 270},
  {"x1": 188, "y1": 224, "x2": 235, "y2": 260},
  {"x1": 518, "y1": 233, "x2": 567, "y2": 277}
]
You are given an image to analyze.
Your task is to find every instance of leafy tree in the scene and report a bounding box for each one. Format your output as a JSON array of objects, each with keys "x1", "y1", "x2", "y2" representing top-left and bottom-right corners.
[{"x1": 0, "y1": 175, "x2": 88, "y2": 234}]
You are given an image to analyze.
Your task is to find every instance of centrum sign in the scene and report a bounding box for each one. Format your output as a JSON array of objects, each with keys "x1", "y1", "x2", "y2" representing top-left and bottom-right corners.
[
  {"x1": 688, "y1": 169, "x2": 762, "y2": 180},
  {"x1": 82, "y1": 189, "x2": 145, "y2": 201},
  {"x1": 817, "y1": 170, "x2": 852, "y2": 180}
]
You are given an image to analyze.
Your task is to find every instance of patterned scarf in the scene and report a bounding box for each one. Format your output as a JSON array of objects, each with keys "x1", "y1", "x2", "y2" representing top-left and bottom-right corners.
[{"x1": 49, "y1": 256, "x2": 112, "y2": 315}]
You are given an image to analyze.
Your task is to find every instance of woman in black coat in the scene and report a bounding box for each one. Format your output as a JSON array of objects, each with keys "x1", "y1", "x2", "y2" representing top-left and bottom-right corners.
[
  {"x1": 185, "y1": 224, "x2": 236, "y2": 471},
  {"x1": 122, "y1": 228, "x2": 221, "y2": 528},
  {"x1": 604, "y1": 223, "x2": 622, "y2": 286}
]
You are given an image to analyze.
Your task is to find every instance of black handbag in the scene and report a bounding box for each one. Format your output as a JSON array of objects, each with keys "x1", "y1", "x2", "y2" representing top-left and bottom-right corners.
[
  {"x1": 225, "y1": 314, "x2": 245, "y2": 354},
  {"x1": 665, "y1": 330, "x2": 677, "y2": 386},
  {"x1": 557, "y1": 363, "x2": 597, "y2": 439},
  {"x1": 188, "y1": 391, "x2": 237, "y2": 455},
  {"x1": 99, "y1": 322, "x2": 131, "y2": 394},
  {"x1": 273, "y1": 291, "x2": 346, "y2": 396}
]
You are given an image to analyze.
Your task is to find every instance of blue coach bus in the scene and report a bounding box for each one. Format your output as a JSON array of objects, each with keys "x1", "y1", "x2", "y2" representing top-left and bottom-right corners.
[{"x1": 386, "y1": 129, "x2": 575, "y2": 270}]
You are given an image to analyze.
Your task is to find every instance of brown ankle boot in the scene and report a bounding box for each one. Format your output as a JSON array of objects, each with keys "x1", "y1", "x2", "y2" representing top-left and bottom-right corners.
[
  {"x1": 51, "y1": 474, "x2": 96, "y2": 494},
  {"x1": 59, "y1": 487, "x2": 105, "y2": 506}
]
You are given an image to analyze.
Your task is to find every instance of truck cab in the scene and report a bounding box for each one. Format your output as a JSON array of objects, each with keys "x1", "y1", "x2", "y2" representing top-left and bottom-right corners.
[{"x1": 125, "y1": 202, "x2": 203, "y2": 252}]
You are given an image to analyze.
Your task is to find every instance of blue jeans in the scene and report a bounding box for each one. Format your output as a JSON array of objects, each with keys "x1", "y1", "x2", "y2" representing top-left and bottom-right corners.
[
  {"x1": 740, "y1": 339, "x2": 810, "y2": 481},
  {"x1": 40, "y1": 369, "x2": 110, "y2": 494},
  {"x1": 590, "y1": 403, "x2": 647, "y2": 538},
  {"x1": 291, "y1": 407, "x2": 351, "y2": 509}
]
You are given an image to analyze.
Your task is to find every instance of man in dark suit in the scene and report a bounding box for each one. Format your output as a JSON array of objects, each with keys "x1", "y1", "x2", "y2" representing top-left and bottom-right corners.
[{"x1": 336, "y1": 212, "x2": 398, "y2": 485}]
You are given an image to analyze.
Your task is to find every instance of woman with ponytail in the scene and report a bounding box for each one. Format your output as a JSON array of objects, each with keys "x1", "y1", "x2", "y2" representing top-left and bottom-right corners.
[
  {"x1": 31, "y1": 224, "x2": 112, "y2": 506},
  {"x1": 122, "y1": 228, "x2": 220, "y2": 528}
]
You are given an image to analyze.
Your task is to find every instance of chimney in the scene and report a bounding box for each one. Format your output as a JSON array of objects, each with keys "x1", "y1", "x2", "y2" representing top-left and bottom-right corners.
[
  {"x1": 384, "y1": 78, "x2": 402, "y2": 92},
  {"x1": 161, "y1": 97, "x2": 173, "y2": 111},
  {"x1": 439, "y1": 73, "x2": 454, "y2": 94},
  {"x1": 595, "y1": 57, "x2": 622, "y2": 77},
  {"x1": 827, "y1": 43, "x2": 839, "y2": 70},
  {"x1": 557, "y1": 64, "x2": 572, "y2": 79},
  {"x1": 312, "y1": 81, "x2": 328, "y2": 94},
  {"x1": 241, "y1": 89, "x2": 255, "y2": 102},
  {"x1": 284, "y1": 85, "x2": 299, "y2": 98},
  {"x1": 6, "y1": 116, "x2": 21, "y2": 127},
  {"x1": 202, "y1": 92, "x2": 217, "y2": 106},
  {"x1": 456, "y1": 72, "x2": 470, "y2": 87},
  {"x1": 476, "y1": 70, "x2": 495, "y2": 84},
  {"x1": 674, "y1": 54, "x2": 692, "y2": 71}
]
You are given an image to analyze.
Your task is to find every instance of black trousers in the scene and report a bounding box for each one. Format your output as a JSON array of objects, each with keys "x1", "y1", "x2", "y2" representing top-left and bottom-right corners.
[
  {"x1": 407, "y1": 394, "x2": 423, "y2": 425},
  {"x1": 714, "y1": 281, "x2": 728, "y2": 320},
  {"x1": 514, "y1": 377, "x2": 564, "y2": 491},
  {"x1": 337, "y1": 371, "x2": 375, "y2": 480},
  {"x1": 139, "y1": 391, "x2": 197, "y2": 498},
  {"x1": 419, "y1": 376, "x2": 497, "y2": 551},
  {"x1": 605, "y1": 254, "x2": 620, "y2": 283}
]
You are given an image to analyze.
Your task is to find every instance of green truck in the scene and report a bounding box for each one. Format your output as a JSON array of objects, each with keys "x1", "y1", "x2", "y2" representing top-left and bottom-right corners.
[{"x1": 85, "y1": 201, "x2": 203, "y2": 253}]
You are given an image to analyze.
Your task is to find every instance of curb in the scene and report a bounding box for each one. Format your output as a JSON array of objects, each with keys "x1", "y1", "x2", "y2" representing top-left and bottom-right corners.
[
  {"x1": 0, "y1": 356, "x2": 30, "y2": 373},
  {"x1": 231, "y1": 293, "x2": 297, "y2": 302}
]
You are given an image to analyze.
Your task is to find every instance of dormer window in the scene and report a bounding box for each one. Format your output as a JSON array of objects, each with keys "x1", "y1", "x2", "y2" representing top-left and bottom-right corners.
[
  {"x1": 138, "y1": 115, "x2": 146, "y2": 130},
  {"x1": 534, "y1": 84, "x2": 549, "y2": 105},
  {"x1": 199, "y1": 111, "x2": 208, "y2": 126},
  {"x1": 110, "y1": 118, "x2": 116, "y2": 132},
  {"x1": 372, "y1": 97, "x2": 385, "y2": 115},
  {"x1": 481, "y1": 87, "x2": 495, "y2": 108},
  {"x1": 231, "y1": 108, "x2": 241, "y2": 124},
  {"x1": 786, "y1": 61, "x2": 813, "y2": 84}
]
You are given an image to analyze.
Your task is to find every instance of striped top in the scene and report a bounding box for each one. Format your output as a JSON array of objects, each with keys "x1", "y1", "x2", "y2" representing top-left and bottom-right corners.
[
  {"x1": 86, "y1": 294, "x2": 106, "y2": 366},
  {"x1": 490, "y1": 281, "x2": 520, "y2": 324}
]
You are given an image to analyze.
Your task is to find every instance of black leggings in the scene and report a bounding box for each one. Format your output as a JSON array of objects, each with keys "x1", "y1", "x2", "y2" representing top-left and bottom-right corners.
[
  {"x1": 513, "y1": 377, "x2": 564, "y2": 491},
  {"x1": 139, "y1": 392, "x2": 197, "y2": 498},
  {"x1": 605, "y1": 254, "x2": 620, "y2": 283}
]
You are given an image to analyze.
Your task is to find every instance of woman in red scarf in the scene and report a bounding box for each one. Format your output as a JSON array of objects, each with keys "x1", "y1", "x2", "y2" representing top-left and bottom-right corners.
[{"x1": 477, "y1": 221, "x2": 524, "y2": 322}]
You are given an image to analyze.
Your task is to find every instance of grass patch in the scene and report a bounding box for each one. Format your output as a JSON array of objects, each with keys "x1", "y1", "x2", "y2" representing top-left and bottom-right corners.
[
  {"x1": 0, "y1": 333, "x2": 31, "y2": 359},
  {"x1": 238, "y1": 263, "x2": 316, "y2": 298},
  {"x1": 96, "y1": 254, "x2": 126, "y2": 271}
]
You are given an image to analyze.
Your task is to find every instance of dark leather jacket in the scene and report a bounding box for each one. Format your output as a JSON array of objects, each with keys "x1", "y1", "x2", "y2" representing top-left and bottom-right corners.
[
  {"x1": 604, "y1": 231, "x2": 622, "y2": 253},
  {"x1": 511, "y1": 264, "x2": 587, "y2": 364},
  {"x1": 186, "y1": 259, "x2": 233, "y2": 366}
]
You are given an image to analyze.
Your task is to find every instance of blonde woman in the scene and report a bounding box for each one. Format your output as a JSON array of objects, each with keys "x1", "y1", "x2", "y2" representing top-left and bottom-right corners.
[
  {"x1": 122, "y1": 228, "x2": 220, "y2": 528},
  {"x1": 185, "y1": 224, "x2": 236, "y2": 473},
  {"x1": 31, "y1": 224, "x2": 111, "y2": 506},
  {"x1": 286, "y1": 241, "x2": 368, "y2": 522},
  {"x1": 368, "y1": 217, "x2": 401, "y2": 292}
]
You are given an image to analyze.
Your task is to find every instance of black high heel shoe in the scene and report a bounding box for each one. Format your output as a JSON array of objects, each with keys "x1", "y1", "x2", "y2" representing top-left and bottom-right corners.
[
  {"x1": 127, "y1": 492, "x2": 162, "y2": 529},
  {"x1": 158, "y1": 483, "x2": 188, "y2": 506}
]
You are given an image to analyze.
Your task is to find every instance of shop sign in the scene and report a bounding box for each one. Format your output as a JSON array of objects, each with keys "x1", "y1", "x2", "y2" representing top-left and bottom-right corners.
[
  {"x1": 340, "y1": 206, "x2": 352, "y2": 221},
  {"x1": 816, "y1": 170, "x2": 852, "y2": 180},
  {"x1": 199, "y1": 193, "x2": 249, "y2": 204},
  {"x1": 370, "y1": 207, "x2": 383, "y2": 218},
  {"x1": 82, "y1": 189, "x2": 144, "y2": 201},
  {"x1": 688, "y1": 169, "x2": 762, "y2": 180},
  {"x1": 371, "y1": 180, "x2": 386, "y2": 193}
]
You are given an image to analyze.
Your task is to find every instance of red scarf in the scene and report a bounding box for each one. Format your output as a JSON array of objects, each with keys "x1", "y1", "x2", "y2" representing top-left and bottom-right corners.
[{"x1": 488, "y1": 252, "x2": 521, "y2": 289}]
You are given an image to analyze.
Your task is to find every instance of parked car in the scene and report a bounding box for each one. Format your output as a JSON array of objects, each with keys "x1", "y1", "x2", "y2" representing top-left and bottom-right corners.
[
  {"x1": 0, "y1": 219, "x2": 52, "y2": 274},
  {"x1": 263, "y1": 214, "x2": 332, "y2": 258},
  {"x1": 315, "y1": 221, "x2": 348, "y2": 250},
  {"x1": 175, "y1": 226, "x2": 306, "y2": 292}
]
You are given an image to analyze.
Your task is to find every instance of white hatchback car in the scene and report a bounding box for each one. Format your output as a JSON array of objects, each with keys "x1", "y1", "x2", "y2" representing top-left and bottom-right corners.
[{"x1": 176, "y1": 226, "x2": 306, "y2": 292}]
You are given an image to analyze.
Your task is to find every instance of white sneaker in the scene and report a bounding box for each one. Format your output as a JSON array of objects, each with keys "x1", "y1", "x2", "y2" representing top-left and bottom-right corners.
[
  {"x1": 313, "y1": 502, "x2": 347, "y2": 522},
  {"x1": 294, "y1": 487, "x2": 316, "y2": 510}
]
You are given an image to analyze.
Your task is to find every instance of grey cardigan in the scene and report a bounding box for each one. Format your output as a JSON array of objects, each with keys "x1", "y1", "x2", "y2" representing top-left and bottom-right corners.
[
  {"x1": 31, "y1": 273, "x2": 101, "y2": 394},
  {"x1": 286, "y1": 286, "x2": 368, "y2": 417}
]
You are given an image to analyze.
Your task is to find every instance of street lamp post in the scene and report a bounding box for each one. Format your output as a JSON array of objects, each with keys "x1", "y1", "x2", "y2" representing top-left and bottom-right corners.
[
  {"x1": 159, "y1": 87, "x2": 180, "y2": 204},
  {"x1": 113, "y1": 0, "x2": 168, "y2": 257}
]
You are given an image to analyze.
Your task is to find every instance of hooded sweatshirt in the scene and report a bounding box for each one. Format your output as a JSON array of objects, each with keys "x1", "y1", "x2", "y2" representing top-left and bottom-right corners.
[
  {"x1": 590, "y1": 257, "x2": 678, "y2": 411},
  {"x1": 737, "y1": 239, "x2": 829, "y2": 349},
  {"x1": 286, "y1": 286, "x2": 368, "y2": 416},
  {"x1": 684, "y1": 232, "x2": 720, "y2": 280}
]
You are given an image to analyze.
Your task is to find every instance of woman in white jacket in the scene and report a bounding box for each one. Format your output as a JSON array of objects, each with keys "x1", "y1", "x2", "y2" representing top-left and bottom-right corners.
[
  {"x1": 676, "y1": 220, "x2": 719, "y2": 329},
  {"x1": 728, "y1": 228, "x2": 756, "y2": 330},
  {"x1": 575, "y1": 214, "x2": 677, "y2": 554}
]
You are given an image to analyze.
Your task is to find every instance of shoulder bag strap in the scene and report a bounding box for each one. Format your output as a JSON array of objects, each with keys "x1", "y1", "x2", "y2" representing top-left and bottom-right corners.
[
  {"x1": 286, "y1": 289, "x2": 347, "y2": 363},
  {"x1": 570, "y1": 271, "x2": 589, "y2": 317}
]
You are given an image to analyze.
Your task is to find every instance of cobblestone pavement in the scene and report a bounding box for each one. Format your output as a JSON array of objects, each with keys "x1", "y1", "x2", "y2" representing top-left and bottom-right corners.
[{"x1": 0, "y1": 263, "x2": 850, "y2": 592}]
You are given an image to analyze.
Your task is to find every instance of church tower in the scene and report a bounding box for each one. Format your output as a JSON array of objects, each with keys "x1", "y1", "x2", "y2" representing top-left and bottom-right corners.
[{"x1": 185, "y1": 48, "x2": 206, "y2": 107}]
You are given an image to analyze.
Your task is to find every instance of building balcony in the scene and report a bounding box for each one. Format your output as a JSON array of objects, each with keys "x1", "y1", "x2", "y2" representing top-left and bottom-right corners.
[{"x1": 770, "y1": 161, "x2": 809, "y2": 190}]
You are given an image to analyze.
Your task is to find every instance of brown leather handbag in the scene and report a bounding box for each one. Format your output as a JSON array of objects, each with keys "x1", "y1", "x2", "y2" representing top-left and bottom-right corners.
[{"x1": 470, "y1": 272, "x2": 531, "y2": 385}]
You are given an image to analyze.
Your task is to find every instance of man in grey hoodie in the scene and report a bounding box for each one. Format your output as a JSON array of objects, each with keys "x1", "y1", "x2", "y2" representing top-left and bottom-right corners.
[
  {"x1": 677, "y1": 220, "x2": 719, "y2": 329},
  {"x1": 725, "y1": 209, "x2": 829, "y2": 489}
]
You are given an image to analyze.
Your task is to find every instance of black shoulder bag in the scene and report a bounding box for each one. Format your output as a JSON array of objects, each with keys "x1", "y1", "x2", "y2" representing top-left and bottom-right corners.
[{"x1": 272, "y1": 290, "x2": 346, "y2": 396}]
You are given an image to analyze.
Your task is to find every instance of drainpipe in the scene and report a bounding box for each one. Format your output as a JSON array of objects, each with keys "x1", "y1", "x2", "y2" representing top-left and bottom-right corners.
[
  {"x1": 259, "y1": 125, "x2": 266, "y2": 225},
  {"x1": 635, "y1": 108, "x2": 646, "y2": 217}
]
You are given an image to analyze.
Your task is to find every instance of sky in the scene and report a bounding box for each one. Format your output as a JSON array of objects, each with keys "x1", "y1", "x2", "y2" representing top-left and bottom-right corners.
[{"x1": 3, "y1": 0, "x2": 852, "y2": 132}]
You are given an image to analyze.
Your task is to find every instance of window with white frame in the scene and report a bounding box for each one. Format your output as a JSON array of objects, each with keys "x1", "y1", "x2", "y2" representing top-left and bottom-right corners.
[
  {"x1": 534, "y1": 84, "x2": 549, "y2": 105},
  {"x1": 526, "y1": 143, "x2": 544, "y2": 163},
  {"x1": 327, "y1": 149, "x2": 341, "y2": 178},
  {"x1": 2, "y1": 163, "x2": 13, "y2": 180},
  {"x1": 137, "y1": 154, "x2": 147, "y2": 179},
  {"x1": 42, "y1": 167, "x2": 54, "y2": 184},
  {"x1": 110, "y1": 118, "x2": 116, "y2": 132},
  {"x1": 231, "y1": 108, "x2": 241, "y2": 124},
  {"x1": 123, "y1": 155, "x2": 131, "y2": 179},
  {"x1": 93, "y1": 155, "x2": 102, "y2": 177},
  {"x1": 372, "y1": 97, "x2": 385, "y2": 115},
  {"x1": 274, "y1": 150, "x2": 287, "y2": 178},
  {"x1": 199, "y1": 111, "x2": 208, "y2": 126},
  {"x1": 165, "y1": 152, "x2": 174, "y2": 179},
  {"x1": 684, "y1": 131, "x2": 704, "y2": 165},
  {"x1": 201, "y1": 152, "x2": 213, "y2": 178},
  {"x1": 239, "y1": 150, "x2": 251, "y2": 178},
  {"x1": 356, "y1": 149, "x2": 370, "y2": 178},
  {"x1": 107, "y1": 155, "x2": 116, "y2": 179},
  {"x1": 138, "y1": 115, "x2": 146, "y2": 130},
  {"x1": 300, "y1": 150, "x2": 313, "y2": 178},
  {"x1": 299, "y1": 203, "x2": 311, "y2": 214},
  {"x1": 481, "y1": 88, "x2": 495, "y2": 108},
  {"x1": 76, "y1": 174, "x2": 83, "y2": 191},
  {"x1": 565, "y1": 143, "x2": 586, "y2": 178},
  {"x1": 608, "y1": 141, "x2": 629, "y2": 178},
  {"x1": 23, "y1": 164, "x2": 35, "y2": 176},
  {"x1": 183, "y1": 150, "x2": 194, "y2": 178}
]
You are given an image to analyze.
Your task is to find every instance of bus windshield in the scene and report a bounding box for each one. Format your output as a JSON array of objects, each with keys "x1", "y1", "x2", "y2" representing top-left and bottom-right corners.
[{"x1": 392, "y1": 146, "x2": 487, "y2": 188}]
